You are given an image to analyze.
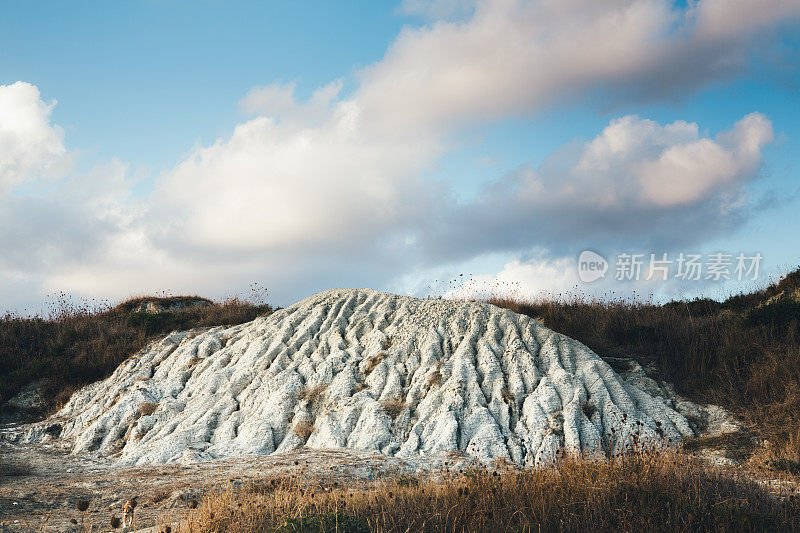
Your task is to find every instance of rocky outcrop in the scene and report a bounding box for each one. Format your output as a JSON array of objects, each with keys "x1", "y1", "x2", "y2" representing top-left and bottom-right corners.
[
  {"x1": 32, "y1": 289, "x2": 694, "y2": 466},
  {"x1": 120, "y1": 296, "x2": 213, "y2": 314},
  {"x1": 0, "y1": 381, "x2": 46, "y2": 423}
]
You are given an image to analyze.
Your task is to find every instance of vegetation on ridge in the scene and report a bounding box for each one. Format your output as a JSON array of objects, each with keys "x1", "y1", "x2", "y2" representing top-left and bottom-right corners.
[{"x1": 0, "y1": 292, "x2": 272, "y2": 416}]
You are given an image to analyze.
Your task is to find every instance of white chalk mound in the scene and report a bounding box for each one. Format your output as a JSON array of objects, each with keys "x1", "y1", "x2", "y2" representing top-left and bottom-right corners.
[{"x1": 46, "y1": 289, "x2": 693, "y2": 466}]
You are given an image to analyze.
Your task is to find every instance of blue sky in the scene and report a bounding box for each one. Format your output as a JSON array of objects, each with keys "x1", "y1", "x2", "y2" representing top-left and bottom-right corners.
[
  {"x1": 1, "y1": 1, "x2": 403, "y2": 172},
  {"x1": 1, "y1": 0, "x2": 799, "y2": 311}
]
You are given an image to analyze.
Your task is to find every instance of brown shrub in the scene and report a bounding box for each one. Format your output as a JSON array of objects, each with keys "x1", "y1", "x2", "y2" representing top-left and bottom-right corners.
[
  {"x1": 363, "y1": 352, "x2": 385, "y2": 375},
  {"x1": 383, "y1": 397, "x2": 406, "y2": 419},
  {"x1": 500, "y1": 388, "x2": 514, "y2": 404},
  {"x1": 53, "y1": 384, "x2": 79, "y2": 410},
  {"x1": 149, "y1": 488, "x2": 171, "y2": 504},
  {"x1": 298, "y1": 384, "x2": 328, "y2": 406},
  {"x1": 139, "y1": 402, "x2": 159, "y2": 416},
  {"x1": 426, "y1": 369, "x2": 442, "y2": 388},
  {"x1": 293, "y1": 420, "x2": 314, "y2": 441}
]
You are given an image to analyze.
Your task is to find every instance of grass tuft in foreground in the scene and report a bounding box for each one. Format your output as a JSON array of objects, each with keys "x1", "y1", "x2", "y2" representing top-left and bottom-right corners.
[{"x1": 186, "y1": 452, "x2": 800, "y2": 532}]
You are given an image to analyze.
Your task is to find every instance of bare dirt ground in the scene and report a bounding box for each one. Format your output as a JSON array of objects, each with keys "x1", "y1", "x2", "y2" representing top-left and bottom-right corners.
[{"x1": 0, "y1": 443, "x2": 420, "y2": 532}]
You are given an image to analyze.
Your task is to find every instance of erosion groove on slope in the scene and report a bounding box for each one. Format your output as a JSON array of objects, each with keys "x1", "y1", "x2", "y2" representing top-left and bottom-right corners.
[{"x1": 34, "y1": 289, "x2": 694, "y2": 466}]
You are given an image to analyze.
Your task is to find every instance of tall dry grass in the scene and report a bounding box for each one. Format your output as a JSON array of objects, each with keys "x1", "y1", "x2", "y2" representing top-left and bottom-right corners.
[{"x1": 187, "y1": 452, "x2": 800, "y2": 532}]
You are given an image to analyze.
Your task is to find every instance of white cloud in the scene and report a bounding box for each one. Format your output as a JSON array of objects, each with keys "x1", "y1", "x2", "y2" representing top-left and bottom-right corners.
[
  {"x1": 424, "y1": 113, "x2": 774, "y2": 260},
  {"x1": 238, "y1": 80, "x2": 344, "y2": 126},
  {"x1": 691, "y1": 0, "x2": 800, "y2": 41},
  {"x1": 445, "y1": 250, "x2": 761, "y2": 305},
  {"x1": 0, "y1": 81, "x2": 69, "y2": 192},
  {"x1": 148, "y1": 102, "x2": 441, "y2": 255},
  {"x1": 575, "y1": 112, "x2": 774, "y2": 208},
  {"x1": 446, "y1": 255, "x2": 580, "y2": 301},
  {"x1": 445, "y1": 253, "x2": 671, "y2": 303},
  {"x1": 636, "y1": 113, "x2": 773, "y2": 206},
  {"x1": 0, "y1": 83, "x2": 140, "y2": 311},
  {"x1": 358, "y1": 0, "x2": 800, "y2": 135}
]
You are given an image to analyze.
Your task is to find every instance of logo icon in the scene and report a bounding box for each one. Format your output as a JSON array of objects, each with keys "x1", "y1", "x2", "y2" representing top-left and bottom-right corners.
[{"x1": 578, "y1": 250, "x2": 608, "y2": 283}]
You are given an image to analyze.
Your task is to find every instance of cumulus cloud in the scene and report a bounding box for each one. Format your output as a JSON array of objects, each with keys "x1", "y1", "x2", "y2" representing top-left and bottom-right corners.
[
  {"x1": 445, "y1": 250, "x2": 750, "y2": 304},
  {"x1": 238, "y1": 80, "x2": 344, "y2": 126},
  {"x1": 423, "y1": 113, "x2": 774, "y2": 261},
  {"x1": 358, "y1": 0, "x2": 800, "y2": 135},
  {"x1": 0, "y1": 83, "x2": 138, "y2": 311},
  {"x1": 446, "y1": 255, "x2": 581, "y2": 301},
  {"x1": 636, "y1": 114, "x2": 773, "y2": 206},
  {"x1": 0, "y1": 82, "x2": 69, "y2": 192},
  {"x1": 148, "y1": 103, "x2": 442, "y2": 256}
]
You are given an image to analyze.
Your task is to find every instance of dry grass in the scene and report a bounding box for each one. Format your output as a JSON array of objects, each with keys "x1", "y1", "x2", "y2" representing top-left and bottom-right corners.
[
  {"x1": 382, "y1": 397, "x2": 406, "y2": 419},
  {"x1": 186, "y1": 356, "x2": 204, "y2": 368},
  {"x1": 426, "y1": 369, "x2": 442, "y2": 388},
  {"x1": 293, "y1": 420, "x2": 315, "y2": 441},
  {"x1": 186, "y1": 452, "x2": 800, "y2": 532},
  {"x1": 363, "y1": 352, "x2": 385, "y2": 376},
  {"x1": 139, "y1": 401, "x2": 159, "y2": 416},
  {"x1": 0, "y1": 294, "x2": 273, "y2": 416},
  {"x1": 500, "y1": 387, "x2": 514, "y2": 404},
  {"x1": 299, "y1": 384, "x2": 328, "y2": 406},
  {"x1": 149, "y1": 488, "x2": 172, "y2": 504},
  {"x1": 489, "y1": 267, "x2": 800, "y2": 467}
]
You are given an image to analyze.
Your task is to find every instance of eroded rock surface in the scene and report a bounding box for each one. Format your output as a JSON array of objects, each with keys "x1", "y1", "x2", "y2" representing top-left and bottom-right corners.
[{"x1": 22, "y1": 289, "x2": 693, "y2": 466}]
